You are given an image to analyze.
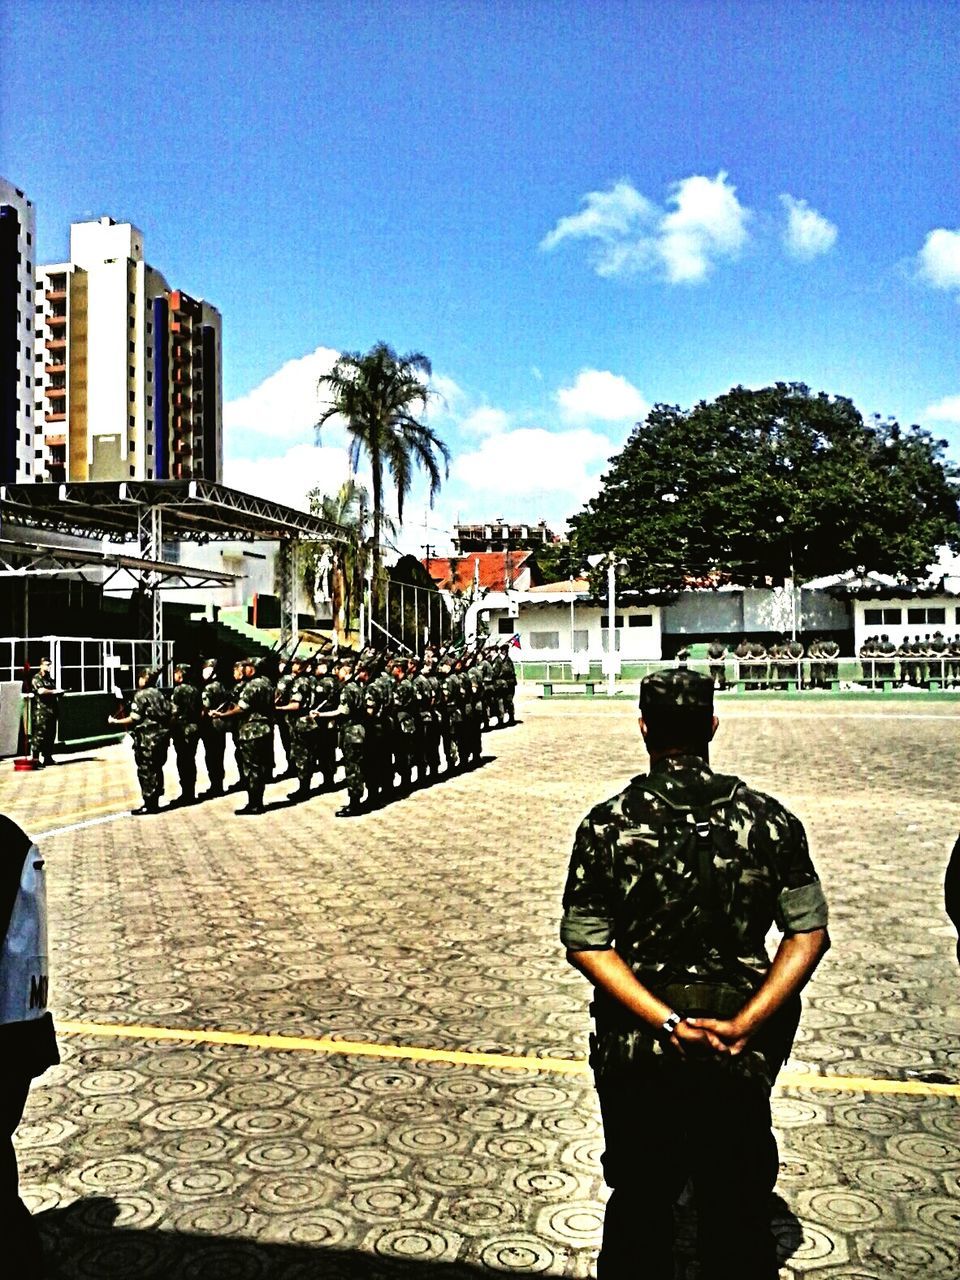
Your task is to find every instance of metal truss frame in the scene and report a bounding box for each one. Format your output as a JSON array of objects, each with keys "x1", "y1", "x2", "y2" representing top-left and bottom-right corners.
[{"x1": 0, "y1": 479, "x2": 348, "y2": 661}]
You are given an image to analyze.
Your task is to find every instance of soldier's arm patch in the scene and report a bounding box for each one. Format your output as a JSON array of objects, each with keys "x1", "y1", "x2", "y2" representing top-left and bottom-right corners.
[{"x1": 776, "y1": 879, "x2": 829, "y2": 933}]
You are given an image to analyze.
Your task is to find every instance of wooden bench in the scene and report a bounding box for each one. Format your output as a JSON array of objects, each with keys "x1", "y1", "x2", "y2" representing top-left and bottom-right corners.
[{"x1": 540, "y1": 681, "x2": 600, "y2": 698}]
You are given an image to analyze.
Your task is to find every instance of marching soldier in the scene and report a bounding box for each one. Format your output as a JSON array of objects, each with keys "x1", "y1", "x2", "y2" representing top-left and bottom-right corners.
[
  {"x1": 312, "y1": 655, "x2": 341, "y2": 789},
  {"x1": 274, "y1": 657, "x2": 298, "y2": 778},
  {"x1": 213, "y1": 657, "x2": 275, "y2": 815},
  {"x1": 391, "y1": 659, "x2": 419, "y2": 791},
  {"x1": 275, "y1": 655, "x2": 317, "y2": 802},
  {"x1": 29, "y1": 656, "x2": 61, "y2": 767},
  {"x1": 199, "y1": 657, "x2": 229, "y2": 797},
  {"x1": 108, "y1": 667, "x2": 172, "y2": 814},
  {"x1": 169, "y1": 663, "x2": 202, "y2": 805}
]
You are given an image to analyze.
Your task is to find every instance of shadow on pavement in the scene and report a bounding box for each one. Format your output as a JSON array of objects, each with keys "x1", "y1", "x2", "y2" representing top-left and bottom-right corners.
[
  {"x1": 40, "y1": 1191, "x2": 804, "y2": 1279},
  {"x1": 39, "y1": 1197, "x2": 517, "y2": 1279}
]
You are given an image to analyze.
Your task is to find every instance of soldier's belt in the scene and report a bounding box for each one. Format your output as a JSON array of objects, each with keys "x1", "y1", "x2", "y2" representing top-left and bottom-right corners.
[{"x1": 658, "y1": 982, "x2": 746, "y2": 1019}]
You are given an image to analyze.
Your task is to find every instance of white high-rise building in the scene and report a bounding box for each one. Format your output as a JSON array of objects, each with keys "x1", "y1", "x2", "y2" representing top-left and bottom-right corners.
[
  {"x1": 33, "y1": 216, "x2": 222, "y2": 484},
  {"x1": 0, "y1": 178, "x2": 37, "y2": 484}
]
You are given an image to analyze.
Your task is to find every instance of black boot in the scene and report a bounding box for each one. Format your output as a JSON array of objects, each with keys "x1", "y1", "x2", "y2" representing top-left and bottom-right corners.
[{"x1": 335, "y1": 796, "x2": 363, "y2": 817}]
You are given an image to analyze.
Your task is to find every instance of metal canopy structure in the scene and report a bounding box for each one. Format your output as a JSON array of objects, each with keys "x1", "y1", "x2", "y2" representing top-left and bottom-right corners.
[
  {"x1": 0, "y1": 479, "x2": 345, "y2": 544},
  {"x1": 0, "y1": 480, "x2": 347, "y2": 664},
  {"x1": 0, "y1": 538, "x2": 239, "y2": 591}
]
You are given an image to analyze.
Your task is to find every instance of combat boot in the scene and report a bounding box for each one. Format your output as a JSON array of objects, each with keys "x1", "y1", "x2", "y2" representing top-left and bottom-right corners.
[{"x1": 335, "y1": 796, "x2": 364, "y2": 817}]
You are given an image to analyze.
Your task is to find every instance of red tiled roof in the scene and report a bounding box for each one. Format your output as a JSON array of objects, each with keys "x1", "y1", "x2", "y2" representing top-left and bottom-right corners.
[{"x1": 422, "y1": 552, "x2": 532, "y2": 593}]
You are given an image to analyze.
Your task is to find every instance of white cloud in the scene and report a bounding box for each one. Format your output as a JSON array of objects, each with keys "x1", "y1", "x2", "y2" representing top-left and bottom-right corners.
[
  {"x1": 922, "y1": 394, "x2": 960, "y2": 424},
  {"x1": 917, "y1": 228, "x2": 960, "y2": 291},
  {"x1": 460, "y1": 406, "x2": 511, "y2": 435},
  {"x1": 224, "y1": 442, "x2": 352, "y2": 512},
  {"x1": 224, "y1": 345, "x2": 342, "y2": 458},
  {"x1": 428, "y1": 373, "x2": 465, "y2": 415},
  {"x1": 539, "y1": 179, "x2": 657, "y2": 253},
  {"x1": 540, "y1": 172, "x2": 750, "y2": 284},
  {"x1": 658, "y1": 173, "x2": 750, "y2": 283},
  {"x1": 780, "y1": 194, "x2": 838, "y2": 261},
  {"x1": 557, "y1": 369, "x2": 649, "y2": 423},
  {"x1": 453, "y1": 426, "x2": 612, "y2": 501}
]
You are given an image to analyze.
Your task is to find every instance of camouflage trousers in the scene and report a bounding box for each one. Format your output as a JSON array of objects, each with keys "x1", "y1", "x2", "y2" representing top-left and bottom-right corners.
[
  {"x1": 289, "y1": 719, "x2": 319, "y2": 783},
  {"x1": 340, "y1": 724, "x2": 366, "y2": 803},
  {"x1": 238, "y1": 729, "x2": 273, "y2": 793},
  {"x1": 172, "y1": 725, "x2": 200, "y2": 794},
  {"x1": 200, "y1": 725, "x2": 226, "y2": 791},
  {"x1": 133, "y1": 730, "x2": 169, "y2": 804},
  {"x1": 30, "y1": 707, "x2": 56, "y2": 759}
]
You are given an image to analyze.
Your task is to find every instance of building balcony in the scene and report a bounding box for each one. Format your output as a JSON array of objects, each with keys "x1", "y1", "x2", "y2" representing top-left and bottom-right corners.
[
  {"x1": 44, "y1": 386, "x2": 66, "y2": 399},
  {"x1": 44, "y1": 411, "x2": 66, "y2": 423},
  {"x1": 44, "y1": 337, "x2": 66, "y2": 351},
  {"x1": 46, "y1": 312, "x2": 67, "y2": 327},
  {"x1": 45, "y1": 283, "x2": 67, "y2": 301},
  {"x1": 45, "y1": 435, "x2": 66, "y2": 448}
]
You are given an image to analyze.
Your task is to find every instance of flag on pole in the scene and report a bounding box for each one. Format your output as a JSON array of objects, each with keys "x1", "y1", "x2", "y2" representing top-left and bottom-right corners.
[{"x1": 509, "y1": 633, "x2": 521, "y2": 649}]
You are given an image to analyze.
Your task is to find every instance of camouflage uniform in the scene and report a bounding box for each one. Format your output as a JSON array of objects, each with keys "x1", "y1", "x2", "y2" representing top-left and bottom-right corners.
[
  {"x1": 312, "y1": 664, "x2": 341, "y2": 786},
  {"x1": 200, "y1": 668, "x2": 229, "y2": 794},
  {"x1": 500, "y1": 647, "x2": 517, "y2": 723},
  {"x1": 286, "y1": 669, "x2": 320, "y2": 795},
  {"x1": 437, "y1": 663, "x2": 461, "y2": 770},
  {"x1": 412, "y1": 668, "x2": 440, "y2": 782},
  {"x1": 274, "y1": 664, "x2": 297, "y2": 775},
  {"x1": 128, "y1": 686, "x2": 172, "y2": 809},
  {"x1": 707, "y1": 640, "x2": 727, "y2": 690},
  {"x1": 338, "y1": 677, "x2": 367, "y2": 810},
  {"x1": 236, "y1": 672, "x2": 275, "y2": 812},
  {"x1": 170, "y1": 672, "x2": 202, "y2": 801},
  {"x1": 391, "y1": 671, "x2": 418, "y2": 789},
  {"x1": 561, "y1": 668, "x2": 828, "y2": 1280},
  {"x1": 29, "y1": 668, "x2": 58, "y2": 763}
]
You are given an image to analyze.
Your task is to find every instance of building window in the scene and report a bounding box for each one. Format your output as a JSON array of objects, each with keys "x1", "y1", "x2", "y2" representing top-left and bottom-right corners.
[
  {"x1": 905, "y1": 606, "x2": 944, "y2": 626},
  {"x1": 129, "y1": 392, "x2": 135, "y2": 402},
  {"x1": 25, "y1": 375, "x2": 30, "y2": 388},
  {"x1": 147, "y1": 468, "x2": 153, "y2": 478},
  {"x1": 25, "y1": 434, "x2": 30, "y2": 445},
  {"x1": 530, "y1": 631, "x2": 560, "y2": 650},
  {"x1": 866, "y1": 607, "x2": 902, "y2": 626},
  {"x1": 129, "y1": 415, "x2": 135, "y2": 426},
  {"x1": 573, "y1": 629, "x2": 589, "y2": 652},
  {"x1": 25, "y1": 463, "x2": 31, "y2": 475},
  {"x1": 130, "y1": 465, "x2": 135, "y2": 476},
  {"x1": 497, "y1": 618, "x2": 514, "y2": 635},
  {"x1": 129, "y1": 342, "x2": 135, "y2": 354},
  {"x1": 628, "y1": 614, "x2": 653, "y2": 627}
]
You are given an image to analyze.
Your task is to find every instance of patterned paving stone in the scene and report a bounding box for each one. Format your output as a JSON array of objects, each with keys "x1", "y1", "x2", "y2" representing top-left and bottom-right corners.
[{"x1": 2, "y1": 693, "x2": 959, "y2": 1276}]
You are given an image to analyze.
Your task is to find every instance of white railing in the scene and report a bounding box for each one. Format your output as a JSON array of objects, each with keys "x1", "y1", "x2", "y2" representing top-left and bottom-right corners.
[{"x1": 0, "y1": 636, "x2": 175, "y2": 692}]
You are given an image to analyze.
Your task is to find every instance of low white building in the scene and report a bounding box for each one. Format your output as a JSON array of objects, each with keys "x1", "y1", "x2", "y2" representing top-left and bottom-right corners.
[{"x1": 467, "y1": 580, "x2": 662, "y2": 668}]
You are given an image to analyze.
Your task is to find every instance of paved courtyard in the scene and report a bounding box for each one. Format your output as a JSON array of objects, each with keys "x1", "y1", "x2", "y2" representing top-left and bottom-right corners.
[{"x1": 2, "y1": 690, "x2": 959, "y2": 1278}]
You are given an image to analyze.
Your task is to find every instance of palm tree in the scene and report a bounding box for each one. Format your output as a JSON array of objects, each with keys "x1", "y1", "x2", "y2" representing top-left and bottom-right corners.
[{"x1": 316, "y1": 342, "x2": 450, "y2": 615}]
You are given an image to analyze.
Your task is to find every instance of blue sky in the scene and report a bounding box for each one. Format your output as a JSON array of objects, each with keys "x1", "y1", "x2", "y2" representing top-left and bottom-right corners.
[{"x1": 3, "y1": 0, "x2": 959, "y2": 553}]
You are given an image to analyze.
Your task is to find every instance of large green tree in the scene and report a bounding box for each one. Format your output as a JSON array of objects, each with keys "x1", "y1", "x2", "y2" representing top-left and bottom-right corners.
[
  {"x1": 317, "y1": 342, "x2": 450, "y2": 614},
  {"x1": 569, "y1": 383, "x2": 960, "y2": 594}
]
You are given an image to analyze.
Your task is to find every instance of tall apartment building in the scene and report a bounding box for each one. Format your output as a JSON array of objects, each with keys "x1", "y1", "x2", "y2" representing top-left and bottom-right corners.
[
  {"x1": 32, "y1": 216, "x2": 222, "y2": 484},
  {"x1": 0, "y1": 178, "x2": 37, "y2": 483}
]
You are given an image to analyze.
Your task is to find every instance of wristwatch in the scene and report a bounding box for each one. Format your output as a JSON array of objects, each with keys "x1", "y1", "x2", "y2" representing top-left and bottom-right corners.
[{"x1": 660, "y1": 1011, "x2": 682, "y2": 1037}]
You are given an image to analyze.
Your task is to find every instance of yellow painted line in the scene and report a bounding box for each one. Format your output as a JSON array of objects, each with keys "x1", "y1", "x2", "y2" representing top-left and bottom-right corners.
[
  {"x1": 59, "y1": 1021, "x2": 585, "y2": 1074},
  {"x1": 57, "y1": 1021, "x2": 960, "y2": 1097},
  {"x1": 778, "y1": 1071, "x2": 960, "y2": 1098}
]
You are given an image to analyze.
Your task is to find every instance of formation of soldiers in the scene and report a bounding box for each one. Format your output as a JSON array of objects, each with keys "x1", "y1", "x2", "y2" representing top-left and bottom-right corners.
[
  {"x1": 107, "y1": 640, "x2": 519, "y2": 817},
  {"x1": 858, "y1": 631, "x2": 960, "y2": 686},
  {"x1": 705, "y1": 636, "x2": 840, "y2": 689}
]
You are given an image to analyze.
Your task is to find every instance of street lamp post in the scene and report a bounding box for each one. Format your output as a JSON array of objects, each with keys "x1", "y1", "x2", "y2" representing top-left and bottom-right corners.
[{"x1": 607, "y1": 558, "x2": 615, "y2": 696}]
